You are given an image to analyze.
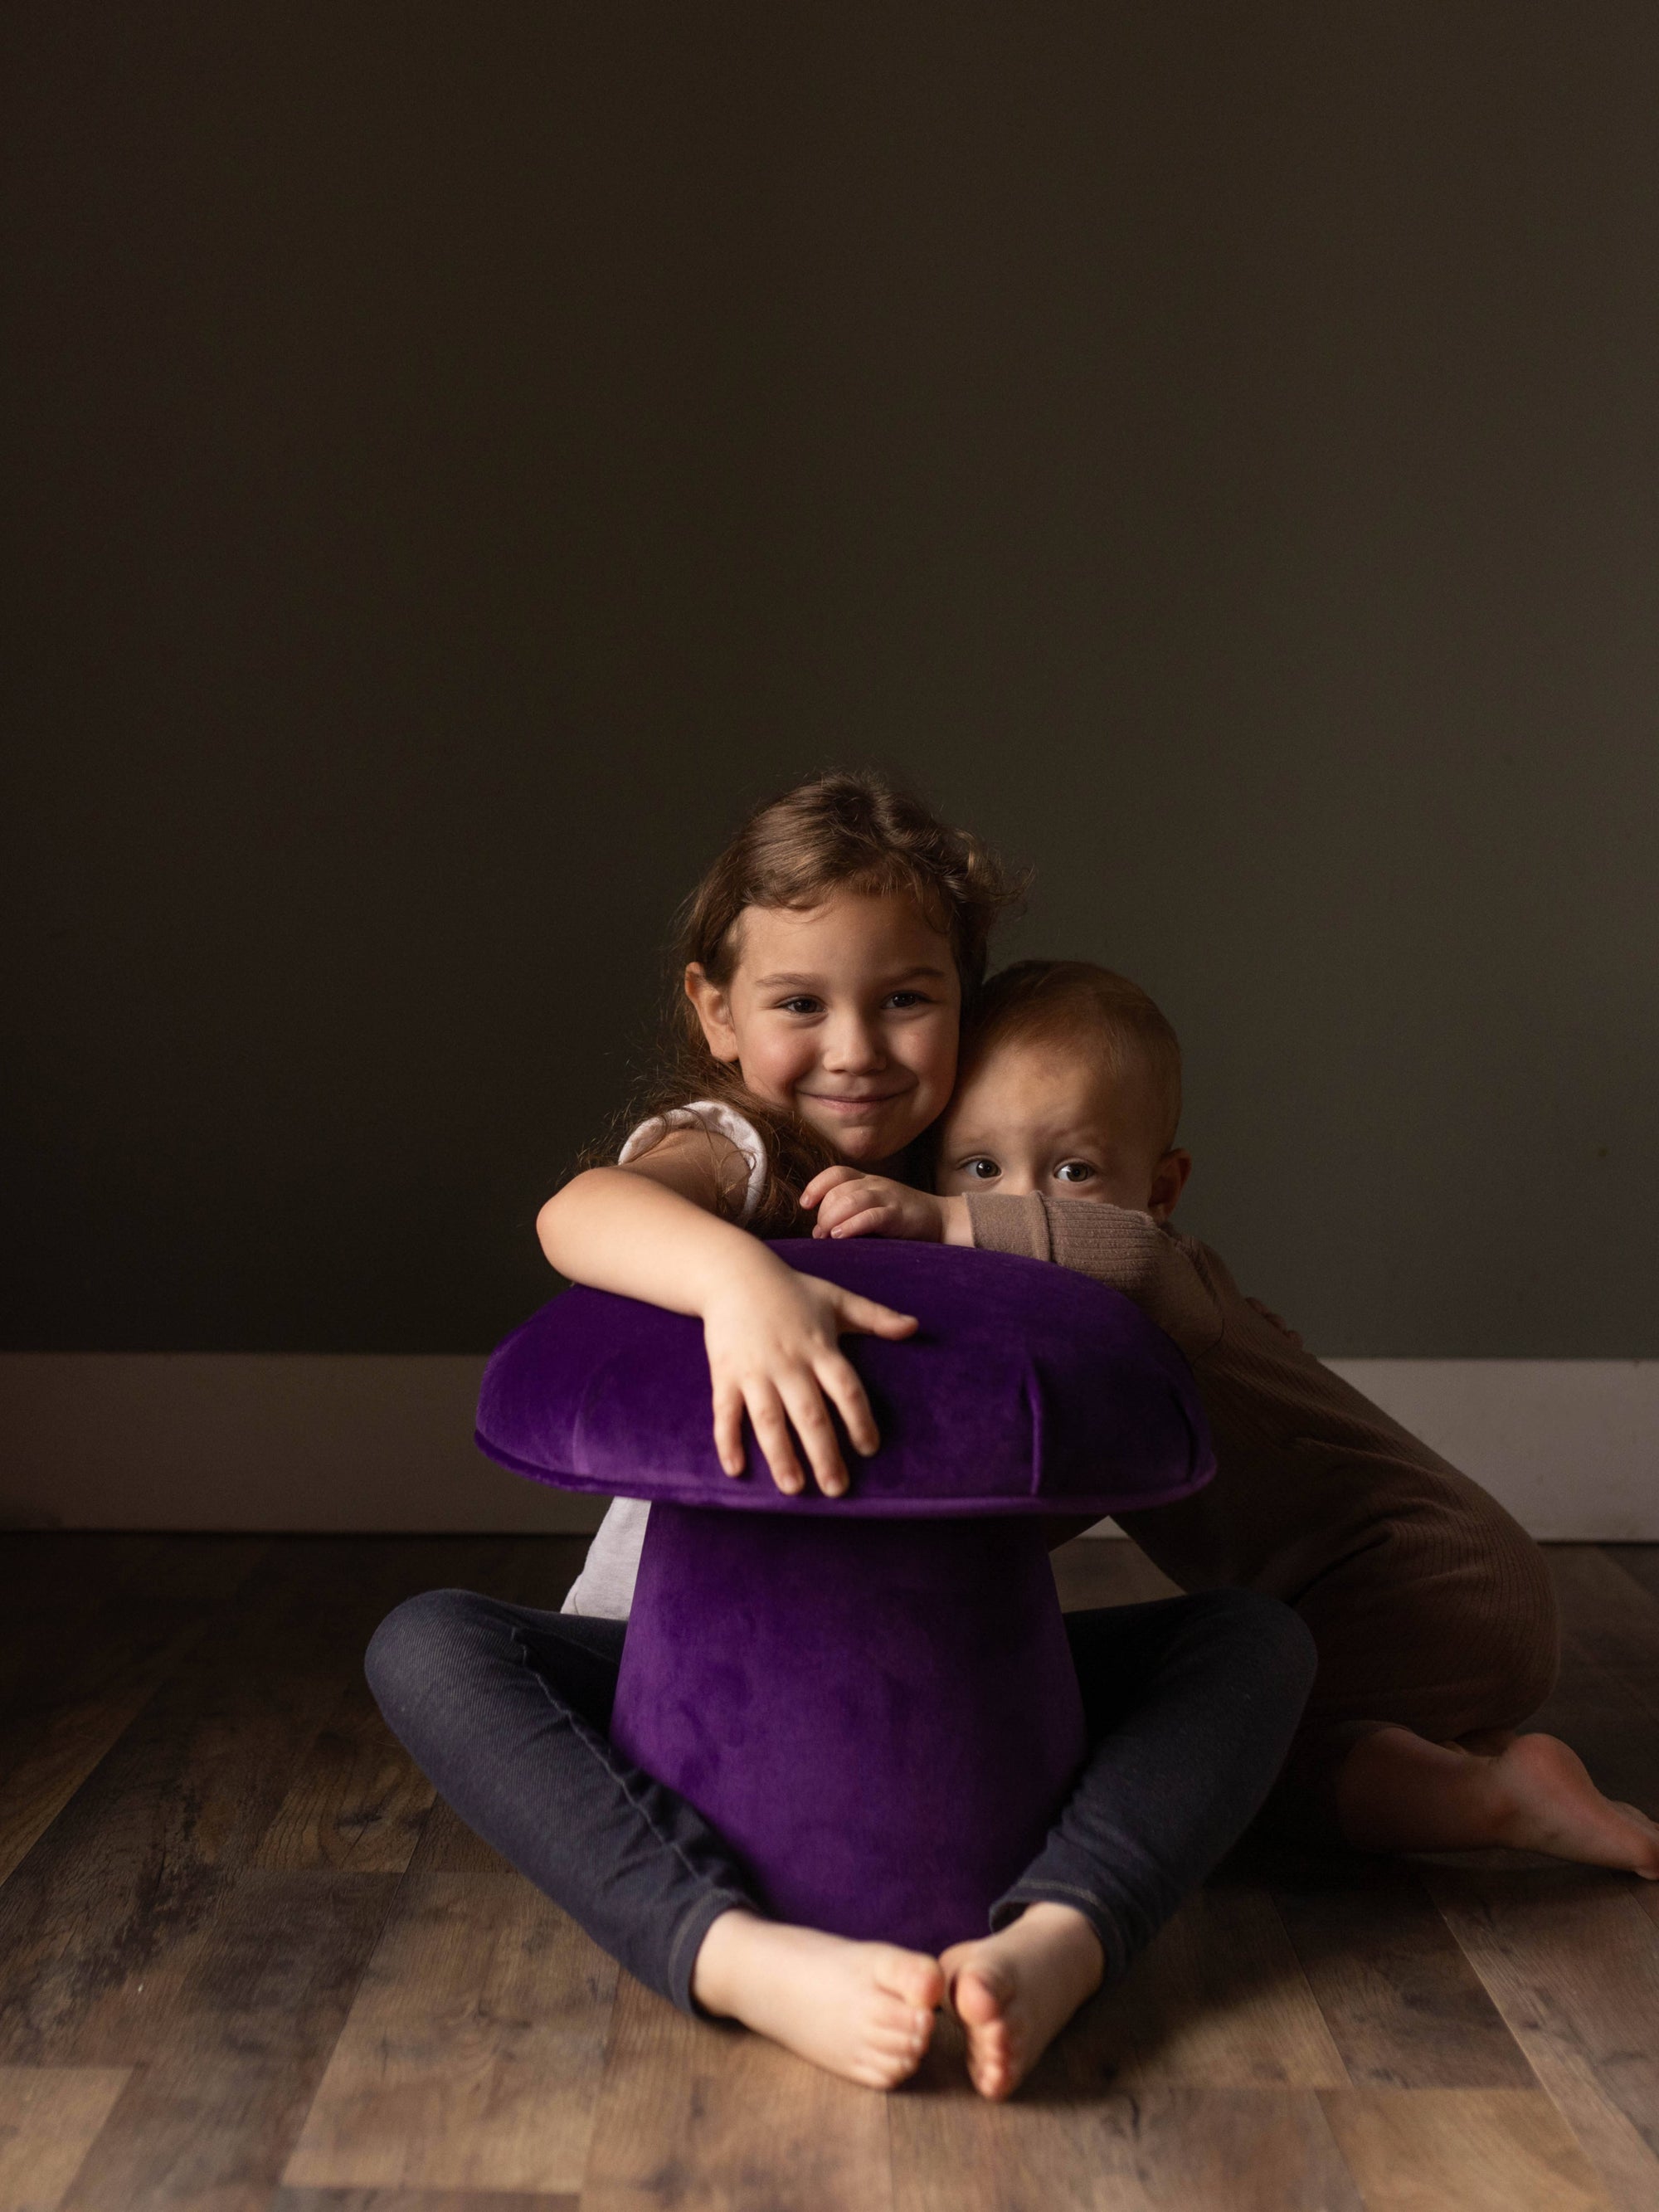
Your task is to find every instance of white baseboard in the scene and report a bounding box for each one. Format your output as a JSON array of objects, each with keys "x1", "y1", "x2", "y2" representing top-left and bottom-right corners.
[
  {"x1": 0, "y1": 1353, "x2": 601, "y2": 1535},
  {"x1": 2, "y1": 1354, "x2": 1655, "y2": 1540},
  {"x1": 1092, "y1": 1357, "x2": 1659, "y2": 1542}
]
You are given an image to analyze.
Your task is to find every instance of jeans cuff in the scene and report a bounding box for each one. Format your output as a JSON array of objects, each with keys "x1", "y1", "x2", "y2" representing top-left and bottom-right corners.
[{"x1": 665, "y1": 1886, "x2": 758, "y2": 2018}]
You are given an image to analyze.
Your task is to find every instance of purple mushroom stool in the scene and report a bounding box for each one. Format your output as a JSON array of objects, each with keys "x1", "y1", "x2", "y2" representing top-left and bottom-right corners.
[{"x1": 475, "y1": 1240, "x2": 1214, "y2": 1956}]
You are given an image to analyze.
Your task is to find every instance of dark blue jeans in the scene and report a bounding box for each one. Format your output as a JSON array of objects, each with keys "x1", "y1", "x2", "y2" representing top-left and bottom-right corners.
[{"x1": 365, "y1": 1584, "x2": 1315, "y2": 2014}]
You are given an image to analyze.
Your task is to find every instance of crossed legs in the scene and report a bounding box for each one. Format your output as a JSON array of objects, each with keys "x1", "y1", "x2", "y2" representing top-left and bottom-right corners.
[{"x1": 364, "y1": 1583, "x2": 1316, "y2": 2098}]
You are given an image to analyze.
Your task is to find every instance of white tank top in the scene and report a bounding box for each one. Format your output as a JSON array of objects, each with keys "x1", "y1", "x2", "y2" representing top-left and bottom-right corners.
[{"x1": 559, "y1": 1100, "x2": 766, "y2": 1620}]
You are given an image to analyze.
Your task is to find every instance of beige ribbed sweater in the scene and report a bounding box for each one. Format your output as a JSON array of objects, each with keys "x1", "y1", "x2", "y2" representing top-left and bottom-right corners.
[{"x1": 966, "y1": 1193, "x2": 1560, "y2": 1834}]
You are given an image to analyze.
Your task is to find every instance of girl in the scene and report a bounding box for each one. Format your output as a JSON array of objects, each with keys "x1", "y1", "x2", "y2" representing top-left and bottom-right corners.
[{"x1": 365, "y1": 773, "x2": 1316, "y2": 2100}]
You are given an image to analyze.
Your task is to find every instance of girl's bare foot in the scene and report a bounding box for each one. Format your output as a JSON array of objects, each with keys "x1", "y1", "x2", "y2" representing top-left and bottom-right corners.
[
  {"x1": 689, "y1": 1910, "x2": 944, "y2": 2090},
  {"x1": 1336, "y1": 1724, "x2": 1659, "y2": 1875},
  {"x1": 939, "y1": 1902, "x2": 1106, "y2": 2101}
]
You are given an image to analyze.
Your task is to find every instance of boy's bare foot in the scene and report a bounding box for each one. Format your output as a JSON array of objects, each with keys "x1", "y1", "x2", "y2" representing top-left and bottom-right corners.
[
  {"x1": 1335, "y1": 1724, "x2": 1659, "y2": 1875},
  {"x1": 939, "y1": 1902, "x2": 1106, "y2": 2102},
  {"x1": 689, "y1": 1910, "x2": 944, "y2": 2090},
  {"x1": 1487, "y1": 1732, "x2": 1659, "y2": 1873}
]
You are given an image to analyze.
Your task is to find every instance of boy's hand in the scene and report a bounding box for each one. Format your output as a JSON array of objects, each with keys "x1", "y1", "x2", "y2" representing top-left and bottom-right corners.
[
  {"x1": 801, "y1": 1165, "x2": 949, "y2": 1243},
  {"x1": 702, "y1": 1251, "x2": 917, "y2": 1498}
]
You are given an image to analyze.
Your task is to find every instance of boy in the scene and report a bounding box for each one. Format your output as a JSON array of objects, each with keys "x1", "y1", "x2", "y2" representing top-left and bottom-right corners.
[{"x1": 805, "y1": 959, "x2": 1659, "y2": 1878}]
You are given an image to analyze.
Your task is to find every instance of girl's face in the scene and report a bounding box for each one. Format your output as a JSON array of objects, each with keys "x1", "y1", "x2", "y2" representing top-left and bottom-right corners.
[{"x1": 686, "y1": 889, "x2": 961, "y2": 1166}]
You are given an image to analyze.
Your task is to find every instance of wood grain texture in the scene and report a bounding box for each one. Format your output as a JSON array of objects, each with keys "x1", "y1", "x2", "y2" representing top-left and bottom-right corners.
[
  {"x1": 271, "y1": 2191, "x2": 579, "y2": 2210},
  {"x1": 55, "y1": 1870, "x2": 398, "y2": 2212},
  {"x1": 1084, "y1": 1874, "x2": 1349, "y2": 2090},
  {"x1": 893, "y1": 2080, "x2": 1363, "y2": 2212},
  {"x1": 0, "y1": 2064, "x2": 131, "y2": 2212},
  {"x1": 1265, "y1": 1846, "x2": 1535, "y2": 2088},
  {"x1": 1320, "y1": 2087, "x2": 1609, "y2": 2211},
  {"x1": 0, "y1": 1538, "x2": 178, "y2": 1698},
  {"x1": 7, "y1": 1534, "x2": 1659, "y2": 2210},
  {"x1": 581, "y1": 1973, "x2": 895, "y2": 2212},
  {"x1": 0, "y1": 1537, "x2": 465, "y2": 2066},
  {"x1": 0, "y1": 1648, "x2": 202, "y2": 1894},
  {"x1": 253, "y1": 1677, "x2": 435, "y2": 1874},
  {"x1": 283, "y1": 1874, "x2": 618, "y2": 2197},
  {"x1": 0, "y1": 1539, "x2": 268, "y2": 1887},
  {"x1": 1425, "y1": 1863, "x2": 1659, "y2": 2212}
]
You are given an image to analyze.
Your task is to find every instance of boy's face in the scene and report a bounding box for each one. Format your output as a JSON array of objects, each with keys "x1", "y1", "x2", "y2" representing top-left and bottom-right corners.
[{"x1": 936, "y1": 1036, "x2": 1190, "y2": 1221}]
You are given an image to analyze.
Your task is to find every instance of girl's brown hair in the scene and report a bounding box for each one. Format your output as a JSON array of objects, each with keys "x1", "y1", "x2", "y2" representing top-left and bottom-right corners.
[{"x1": 598, "y1": 771, "x2": 1026, "y2": 1232}]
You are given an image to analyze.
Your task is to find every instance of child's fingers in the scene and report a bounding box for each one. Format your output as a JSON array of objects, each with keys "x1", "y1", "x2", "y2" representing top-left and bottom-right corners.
[
  {"x1": 745, "y1": 1381, "x2": 807, "y2": 1497},
  {"x1": 835, "y1": 1291, "x2": 919, "y2": 1339},
  {"x1": 776, "y1": 1373, "x2": 849, "y2": 1497},
  {"x1": 711, "y1": 1381, "x2": 747, "y2": 1477},
  {"x1": 800, "y1": 1162, "x2": 863, "y2": 1211},
  {"x1": 816, "y1": 1350, "x2": 880, "y2": 1457},
  {"x1": 825, "y1": 1205, "x2": 892, "y2": 1240},
  {"x1": 813, "y1": 1177, "x2": 876, "y2": 1231}
]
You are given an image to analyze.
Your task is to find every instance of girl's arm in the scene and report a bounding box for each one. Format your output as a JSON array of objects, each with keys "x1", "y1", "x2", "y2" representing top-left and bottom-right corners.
[{"x1": 538, "y1": 1138, "x2": 918, "y2": 1499}]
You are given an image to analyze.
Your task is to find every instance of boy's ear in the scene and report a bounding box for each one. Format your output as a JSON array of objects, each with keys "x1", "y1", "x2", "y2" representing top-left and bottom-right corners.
[
  {"x1": 684, "y1": 964, "x2": 740, "y2": 1064},
  {"x1": 1146, "y1": 1148, "x2": 1192, "y2": 1222}
]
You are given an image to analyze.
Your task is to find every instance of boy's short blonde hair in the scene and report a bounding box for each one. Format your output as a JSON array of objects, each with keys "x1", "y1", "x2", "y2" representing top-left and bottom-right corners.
[{"x1": 961, "y1": 960, "x2": 1183, "y2": 1154}]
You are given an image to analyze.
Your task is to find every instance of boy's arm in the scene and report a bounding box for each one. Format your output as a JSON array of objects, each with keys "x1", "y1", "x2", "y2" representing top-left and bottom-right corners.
[{"x1": 963, "y1": 1193, "x2": 1224, "y2": 1362}]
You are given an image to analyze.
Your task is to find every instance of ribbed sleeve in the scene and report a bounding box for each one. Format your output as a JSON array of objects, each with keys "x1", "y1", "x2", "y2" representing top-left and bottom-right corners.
[{"x1": 966, "y1": 1194, "x2": 1225, "y2": 1362}]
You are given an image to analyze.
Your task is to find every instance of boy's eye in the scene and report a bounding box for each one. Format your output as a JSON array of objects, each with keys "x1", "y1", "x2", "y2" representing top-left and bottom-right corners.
[
  {"x1": 962, "y1": 1157, "x2": 1000, "y2": 1181},
  {"x1": 1053, "y1": 1161, "x2": 1097, "y2": 1184}
]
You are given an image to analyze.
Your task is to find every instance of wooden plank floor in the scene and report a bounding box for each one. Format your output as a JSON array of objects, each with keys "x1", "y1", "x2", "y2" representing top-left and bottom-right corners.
[{"x1": 2, "y1": 1533, "x2": 1658, "y2": 2211}]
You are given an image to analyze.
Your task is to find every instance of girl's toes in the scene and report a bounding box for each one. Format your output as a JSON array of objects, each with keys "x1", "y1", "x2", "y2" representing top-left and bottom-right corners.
[
  {"x1": 864, "y1": 2032, "x2": 927, "y2": 2088},
  {"x1": 878, "y1": 1947, "x2": 946, "y2": 2010},
  {"x1": 872, "y1": 1992, "x2": 935, "y2": 2051}
]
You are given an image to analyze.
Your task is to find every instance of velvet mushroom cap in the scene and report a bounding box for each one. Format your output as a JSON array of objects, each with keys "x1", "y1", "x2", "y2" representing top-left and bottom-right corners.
[{"x1": 476, "y1": 1238, "x2": 1214, "y2": 1516}]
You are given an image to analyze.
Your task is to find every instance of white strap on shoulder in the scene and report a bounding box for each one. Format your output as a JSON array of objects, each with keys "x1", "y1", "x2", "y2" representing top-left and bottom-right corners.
[{"x1": 617, "y1": 1099, "x2": 768, "y2": 1226}]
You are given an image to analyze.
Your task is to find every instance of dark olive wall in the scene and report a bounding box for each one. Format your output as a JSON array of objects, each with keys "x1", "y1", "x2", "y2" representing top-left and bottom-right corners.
[{"x1": 5, "y1": 4, "x2": 1657, "y2": 1355}]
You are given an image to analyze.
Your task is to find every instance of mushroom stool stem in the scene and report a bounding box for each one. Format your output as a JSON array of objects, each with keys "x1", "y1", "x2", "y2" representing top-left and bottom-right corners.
[{"x1": 611, "y1": 1504, "x2": 1087, "y2": 1953}]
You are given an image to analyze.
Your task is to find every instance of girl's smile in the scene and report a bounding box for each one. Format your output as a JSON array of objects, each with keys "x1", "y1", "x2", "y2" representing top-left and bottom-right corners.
[{"x1": 685, "y1": 890, "x2": 961, "y2": 1165}]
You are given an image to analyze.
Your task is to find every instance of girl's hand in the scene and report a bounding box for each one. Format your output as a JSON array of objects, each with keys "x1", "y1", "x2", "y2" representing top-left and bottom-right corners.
[
  {"x1": 702, "y1": 1253, "x2": 918, "y2": 1497},
  {"x1": 800, "y1": 1164, "x2": 948, "y2": 1243}
]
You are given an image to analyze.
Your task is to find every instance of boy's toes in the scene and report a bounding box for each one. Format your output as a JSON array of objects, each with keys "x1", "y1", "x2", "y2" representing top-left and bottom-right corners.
[{"x1": 1613, "y1": 1803, "x2": 1659, "y2": 1877}]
